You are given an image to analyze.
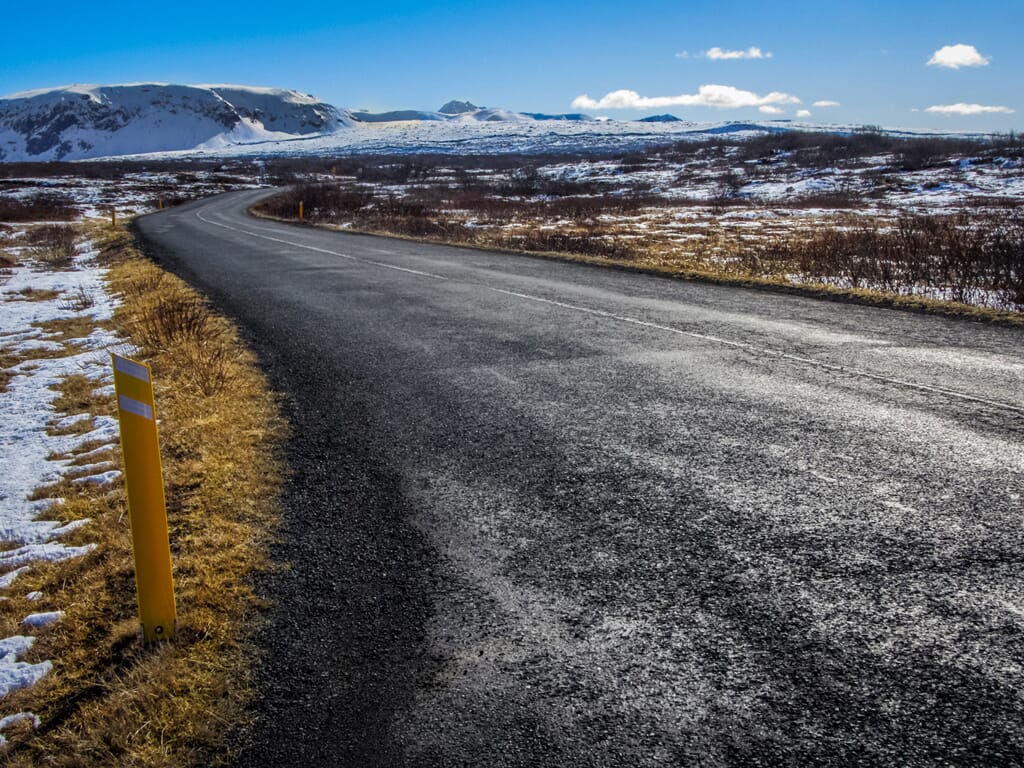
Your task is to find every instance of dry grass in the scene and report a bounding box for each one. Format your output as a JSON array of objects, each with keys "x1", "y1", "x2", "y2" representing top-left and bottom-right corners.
[
  {"x1": 34, "y1": 317, "x2": 113, "y2": 344},
  {"x1": 48, "y1": 373, "x2": 113, "y2": 422},
  {"x1": 11, "y1": 287, "x2": 62, "y2": 302},
  {"x1": 26, "y1": 225, "x2": 79, "y2": 270},
  {"x1": 0, "y1": 350, "x2": 17, "y2": 394},
  {"x1": 0, "y1": 344, "x2": 78, "y2": 395},
  {"x1": 3, "y1": 225, "x2": 286, "y2": 766}
]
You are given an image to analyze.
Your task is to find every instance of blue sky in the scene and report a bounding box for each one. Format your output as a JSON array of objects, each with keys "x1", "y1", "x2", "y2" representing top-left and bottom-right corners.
[{"x1": 2, "y1": 0, "x2": 1020, "y2": 131}]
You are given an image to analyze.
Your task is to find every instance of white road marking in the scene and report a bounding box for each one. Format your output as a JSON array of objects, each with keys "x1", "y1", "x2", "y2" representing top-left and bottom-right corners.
[
  {"x1": 192, "y1": 206, "x2": 1024, "y2": 417},
  {"x1": 195, "y1": 209, "x2": 449, "y2": 281},
  {"x1": 489, "y1": 287, "x2": 1024, "y2": 416}
]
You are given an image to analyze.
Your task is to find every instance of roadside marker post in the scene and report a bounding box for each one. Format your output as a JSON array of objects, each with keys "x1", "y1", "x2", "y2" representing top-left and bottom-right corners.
[
  {"x1": 110, "y1": 208, "x2": 117, "y2": 228},
  {"x1": 298, "y1": 201, "x2": 304, "y2": 220},
  {"x1": 112, "y1": 354, "x2": 177, "y2": 643}
]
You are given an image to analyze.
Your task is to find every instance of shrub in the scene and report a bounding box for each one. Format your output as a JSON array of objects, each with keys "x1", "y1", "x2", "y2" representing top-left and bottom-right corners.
[
  {"x1": 0, "y1": 192, "x2": 80, "y2": 222},
  {"x1": 27, "y1": 224, "x2": 78, "y2": 268},
  {"x1": 750, "y1": 211, "x2": 1024, "y2": 310}
]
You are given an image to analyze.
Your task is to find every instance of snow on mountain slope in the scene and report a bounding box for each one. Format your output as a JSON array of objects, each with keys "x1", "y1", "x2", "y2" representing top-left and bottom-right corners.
[
  {"x1": 0, "y1": 84, "x2": 988, "y2": 162},
  {"x1": 0, "y1": 84, "x2": 352, "y2": 161},
  {"x1": 352, "y1": 101, "x2": 598, "y2": 124}
]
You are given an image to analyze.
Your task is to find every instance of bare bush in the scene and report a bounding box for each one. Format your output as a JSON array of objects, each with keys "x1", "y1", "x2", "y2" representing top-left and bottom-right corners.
[
  {"x1": 131, "y1": 292, "x2": 226, "y2": 353},
  {"x1": 497, "y1": 229, "x2": 635, "y2": 260},
  {"x1": 58, "y1": 285, "x2": 96, "y2": 311},
  {"x1": 116, "y1": 268, "x2": 166, "y2": 298},
  {"x1": 749, "y1": 211, "x2": 1024, "y2": 310},
  {"x1": 27, "y1": 224, "x2": 78, "y2": 268},
  {"x1": 0, "y1": 192, "x2": 80, "y2": 222},
  {"x1": 165, "y1": 336, "x2": 240, "y2": 396}
]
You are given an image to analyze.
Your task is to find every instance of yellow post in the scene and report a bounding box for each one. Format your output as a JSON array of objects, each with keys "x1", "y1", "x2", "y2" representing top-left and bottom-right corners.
[
  {"x1": 111, "y1": 208, "x2": 117, "y2": 228},
  {"x1": 330, "y1": 165, "x2": 337, "y2": 176},
  {"x1": 158, "y1": 197, "x2": 164, "y2": 210},
  {"x1": 298, "y1": 201, "x2": 304, "y2": 220},
  {"x1": 112, "y1": 354, "x2": 176, "y2": 642}
]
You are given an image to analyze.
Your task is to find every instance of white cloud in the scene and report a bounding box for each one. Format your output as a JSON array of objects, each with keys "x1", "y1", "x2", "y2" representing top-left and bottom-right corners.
[
  {"x1": 675, "y1": 51, "x2": 691, "y2": 59},
  {"x1": 925, "y1": 103, "x2": 1014, "y2": 115},
  {"x1": 706, "y1": 46, "x2": 773, "y2": 60},
  {"x1": 796, "y1": 109, "x2": 812, "y2": 118},
  {"x1": 759, "y1": 105, "x2": 784, "y2": 115},
  {"x1": 813, "y1": 100, "x2": 840, "y2": 108},
  {"x1": 927, "y1": 44, "x2": 990, "y2": 69},
  {"x1": 571, "y1": 84, "x2": 800, "y2": 111}
]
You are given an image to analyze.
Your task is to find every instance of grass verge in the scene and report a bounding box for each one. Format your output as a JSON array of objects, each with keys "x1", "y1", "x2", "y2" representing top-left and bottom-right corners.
[{"x1": 3, "y1": 224, "x2": 286, "y2": 766}]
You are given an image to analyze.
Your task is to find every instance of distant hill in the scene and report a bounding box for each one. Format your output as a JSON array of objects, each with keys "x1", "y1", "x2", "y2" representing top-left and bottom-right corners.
[
  {"x1": 0, "y1": 83, "x2": 352, "y2": 161},
  {"x1": 522, "y1": 113, "x2": 596, "y2": 122},
  {"x1": 352, "y1": 101, "x2": 597, "y2": 124},
  {"x1": 350, "y1": 110, "x2": 449, "y2": 123},
  {"x1": 439, "y1": 100, "x2": 480, "y2": 115},
  {"x1": 638, "y1": 114, "x2": 682, "y2": 123}
]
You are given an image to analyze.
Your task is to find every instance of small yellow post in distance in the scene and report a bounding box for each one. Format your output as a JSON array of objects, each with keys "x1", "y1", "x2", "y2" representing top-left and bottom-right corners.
[
  {"x1": 112, "y1": 354, "x2": 177, "y2": 643},
  {"x1": 299, "y1": 200, "x2": 304, "y2": 220}
]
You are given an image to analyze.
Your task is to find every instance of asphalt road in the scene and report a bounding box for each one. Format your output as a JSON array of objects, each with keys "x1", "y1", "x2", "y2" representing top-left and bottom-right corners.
[{"x1": 136, "y1": 190, "x2": 1024, "y2": 767}]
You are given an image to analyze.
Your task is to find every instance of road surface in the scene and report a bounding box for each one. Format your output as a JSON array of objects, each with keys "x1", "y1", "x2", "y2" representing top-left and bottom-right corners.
[{"x1": 135, "y1": 190, "x2": 1024, "y2": 767}]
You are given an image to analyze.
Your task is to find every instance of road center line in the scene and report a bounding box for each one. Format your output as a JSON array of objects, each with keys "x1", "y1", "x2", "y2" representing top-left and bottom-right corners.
[
  {"x1": 195, "y1": 207, "x2": 1024, "y2": 417},
  {"x1": 485, "y1": 287, "x2": 1024, "y2": 416},
  {"x1": 195, "y1": 209, "x2": 450, "y2": 281}
]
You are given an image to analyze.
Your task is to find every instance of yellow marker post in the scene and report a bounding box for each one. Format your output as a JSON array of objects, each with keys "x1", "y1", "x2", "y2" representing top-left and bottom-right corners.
[
  {"x1": 298, "y1": 201, "x2": 304, "y2": 220},
  {"x1": 112, "y1": 354, "x2": 176, "y2": 642},
  {"x1": 110, "y1": 208, "x2": 117, "y2": 228}
]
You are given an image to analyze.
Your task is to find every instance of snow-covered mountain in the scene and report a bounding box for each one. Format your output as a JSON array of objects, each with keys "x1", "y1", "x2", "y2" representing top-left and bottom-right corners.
[
  {"x1": 2, "y1": 83, "x2": 981, "y2": 163},
  {"x1": 350, "y1": 100, "x2": 597, "y2": 125},
  {"x1": 0, "y1": 83, "x2": 352, "y2": 161}
]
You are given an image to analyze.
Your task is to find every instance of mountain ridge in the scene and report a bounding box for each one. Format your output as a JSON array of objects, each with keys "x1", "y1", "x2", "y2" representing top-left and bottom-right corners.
[{"x1": 0, "y1": 83, "x2": 351, "y2": 161}]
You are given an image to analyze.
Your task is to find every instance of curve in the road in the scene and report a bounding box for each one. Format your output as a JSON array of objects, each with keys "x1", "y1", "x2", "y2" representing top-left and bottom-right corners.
[{"x1": 136, "y1": 191, "x2": 1024, "y2": 768}]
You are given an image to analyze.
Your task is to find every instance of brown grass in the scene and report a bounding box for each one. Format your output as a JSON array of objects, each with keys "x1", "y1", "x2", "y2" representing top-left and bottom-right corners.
[
  {"x1": 47, "y1": 373, "x2": 112, "y2": 418},
  {"x1": 26, "y1": 225, "x2": 79, "y2": 270},
  {"x1": 0, "y1": 350, "x2": 17, "y2": 393},
  {"x1": 11, "y1": 287, "x2": 61, "y2": 302},
  {"x1": 35, "y1": 317, "x2": 114, "y2": 344},
  {"x1": 3, "y1": 225, "x2": 285, "y2": 766},
  {"x1": 0, "y1": 343, "x2": 79, "y2": 395}
]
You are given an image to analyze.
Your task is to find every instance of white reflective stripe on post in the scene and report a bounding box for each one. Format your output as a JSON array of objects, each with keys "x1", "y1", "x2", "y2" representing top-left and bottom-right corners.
[
  {"x1": 114, "y1": 355, "x2": 151, "y2": 382},
  {"x1": 119, "y1": 394, "x2": 154, "y2": 420}
]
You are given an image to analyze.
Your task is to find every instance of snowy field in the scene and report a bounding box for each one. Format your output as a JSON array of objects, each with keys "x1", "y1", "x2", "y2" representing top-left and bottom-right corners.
[
  {"x1": 0, "y1": 226, "x2": 125, "y2": 745},
  {"x1": 116, "y1": 117, "x2": 992, "y2": 161}
]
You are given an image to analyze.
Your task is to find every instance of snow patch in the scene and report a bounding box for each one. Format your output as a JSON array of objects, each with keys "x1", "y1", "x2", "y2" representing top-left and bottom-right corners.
[
  {"x1": 22, "y1": 612, "x2": 63, "y2": 629},
  {"x1": 0, "y1": 636, "x2": 52, "y2": 697},
  {"x1": 0, "y1": 234, "x2": 122, "y2": 705}
]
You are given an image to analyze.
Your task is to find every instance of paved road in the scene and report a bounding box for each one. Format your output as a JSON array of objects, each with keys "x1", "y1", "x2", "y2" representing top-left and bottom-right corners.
[{"x1": 136, "y1": 190, "x2": 1024, "y2": 767}]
